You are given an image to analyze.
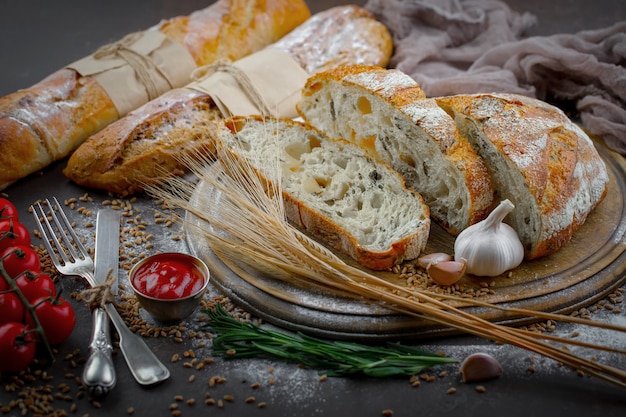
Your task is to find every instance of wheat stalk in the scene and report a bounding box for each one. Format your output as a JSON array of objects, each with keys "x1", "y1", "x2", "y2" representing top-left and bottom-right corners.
[{"x1": 146, "y1": 120, "x2": 626, "y2": 388}]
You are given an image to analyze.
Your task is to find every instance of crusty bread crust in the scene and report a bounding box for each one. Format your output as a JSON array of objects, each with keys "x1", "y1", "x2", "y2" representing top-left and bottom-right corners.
[
  {"x1": 0, "y1": 0, "x2": 310, "y2": 190},
  {"x1": 160, "y1": 0, "x2": 311, "y2": 68},
  {"x1": 268, "y1": 6, "x2": 392, "y2": 74},
  {"x1": 437, "y1": 93, "x2": 609, "y2": 259},
  {"x1": 63, "y1": 89, "x2": 221, "y2": 195},
  {"x1": 0, "y1": 69, "x2": 119, "y2": 190},
  {"x1": 219, "y1": 115, "x2": 431, "y2": 271},
  {"x1": 63, "y1": 6, "x2": 393, "y2": 196},
  {"x1": 297, "y1": 65, "x2": 494, "y2": 235}
]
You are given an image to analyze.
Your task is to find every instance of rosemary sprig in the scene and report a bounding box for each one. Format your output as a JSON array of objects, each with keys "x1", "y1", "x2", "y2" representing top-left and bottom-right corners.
[{"x1": 203, "y1": 303, "x2": 456, "y2": 377}]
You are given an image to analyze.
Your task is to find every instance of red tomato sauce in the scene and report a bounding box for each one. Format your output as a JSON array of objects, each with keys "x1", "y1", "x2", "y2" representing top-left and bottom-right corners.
[{"x1": 131, "y1": 253, "x2": 205, "y2": 300}]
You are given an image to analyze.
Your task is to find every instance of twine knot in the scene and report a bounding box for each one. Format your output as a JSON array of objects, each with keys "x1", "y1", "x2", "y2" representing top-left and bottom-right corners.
[{"x1": 80, "y1": 269, "x2": 117, "y2": 311}]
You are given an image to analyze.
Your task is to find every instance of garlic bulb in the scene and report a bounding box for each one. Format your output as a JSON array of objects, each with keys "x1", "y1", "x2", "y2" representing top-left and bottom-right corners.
[{"x1": 454, "y1": 199, "x2": 524, "y2": 277}]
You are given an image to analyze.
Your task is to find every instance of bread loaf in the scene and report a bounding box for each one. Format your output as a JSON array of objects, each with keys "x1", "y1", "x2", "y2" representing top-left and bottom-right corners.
[
  {"x1": 296, "y1": 65, "x2": 494, "y2": 235},
  {"x1": 63, "y1": 6, "x2": 393, "y2": 196},
  {"x1": 218, "y1": 115, "x2": 431, "y2": 271},
  {"x1": 436, "y1": 93, "x2": 609, "y2": 259},
  {"x1": 0, "y1": 0, "x2": 311, "y2": 190}
]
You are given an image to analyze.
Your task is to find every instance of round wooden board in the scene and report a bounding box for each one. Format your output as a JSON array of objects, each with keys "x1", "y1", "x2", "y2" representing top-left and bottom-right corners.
[{"x1": 185, "y1": 141, "x2": 626, "y2": 340}]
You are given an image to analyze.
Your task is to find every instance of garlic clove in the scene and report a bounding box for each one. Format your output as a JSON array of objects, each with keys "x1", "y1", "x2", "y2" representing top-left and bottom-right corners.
[
  {"x1": 459, "y1": 352, "x2": 503, "y2": 383},
  {"x1": 417, "y1": 252, "x2": 453, "y2": 269},
  {"x1": 426, "y1": 258, "x2": 466, "y2": 286}
]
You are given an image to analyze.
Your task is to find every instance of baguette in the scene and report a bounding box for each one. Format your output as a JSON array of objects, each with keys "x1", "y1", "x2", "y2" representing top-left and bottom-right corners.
[
  {"x1": 436, "y1": 93, "x2": 609, "y2": 259},
  {"x1": 63, "y1": 6, "x2": 393, "y2": 196},
  {"x1": 296, "y1": 65, "x2": 494, "y2": 235},
  {"x1": 217, "y1": 115, "x2": 431, "y2": 271},
  {"x1": 0, "y1": 0, "x2": 311, "y2": 190}
]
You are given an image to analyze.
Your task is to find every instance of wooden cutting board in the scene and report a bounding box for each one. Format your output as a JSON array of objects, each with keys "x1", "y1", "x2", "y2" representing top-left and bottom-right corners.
[{"x1": 185, "y1": 140, "x2": 626, "y2": 340}]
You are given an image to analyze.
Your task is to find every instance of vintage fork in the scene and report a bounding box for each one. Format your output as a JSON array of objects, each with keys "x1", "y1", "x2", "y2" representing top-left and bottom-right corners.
[{"x1": 31, "y1": 198, "x2": 170, "y2": 388}]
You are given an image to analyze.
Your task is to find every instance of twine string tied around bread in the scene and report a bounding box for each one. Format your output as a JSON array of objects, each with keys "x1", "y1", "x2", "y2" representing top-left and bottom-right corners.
[
  {"x1": 94, "y1": 31, "x2": 173, "y2": 101},
  {"x1": 192, "y1": 59, "x2": 271, "y2": 117},
  {"x1": 80, "y1": 268, "x2": 117, "y2": 311}
]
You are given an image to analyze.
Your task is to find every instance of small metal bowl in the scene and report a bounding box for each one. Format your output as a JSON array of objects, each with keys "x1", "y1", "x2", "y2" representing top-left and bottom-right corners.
[{"x1": 129, "y1": 252, "x2": 210, "y2": 322}]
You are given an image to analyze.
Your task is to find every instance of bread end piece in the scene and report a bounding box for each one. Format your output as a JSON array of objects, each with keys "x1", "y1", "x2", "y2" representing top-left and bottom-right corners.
[{"x1": 437, "y1": 93, "x2": 609, "y2": 259}]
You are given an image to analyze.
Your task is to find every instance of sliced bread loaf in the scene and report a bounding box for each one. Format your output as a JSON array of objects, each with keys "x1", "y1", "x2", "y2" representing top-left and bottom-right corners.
[
  {"x1": 436, "y1": 93, "x2": 609, "y2": 260},
  {"x1": 296, "y1": 65, "x2": 494, "y2": 235},
  {"x1": 217, "y1": 115, "x2": 431, "y2": 271}
]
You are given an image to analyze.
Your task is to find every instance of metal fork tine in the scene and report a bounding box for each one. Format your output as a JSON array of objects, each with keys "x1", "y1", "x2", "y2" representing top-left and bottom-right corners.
[
  {"x1": 32, "y1": 201, "x2": 72, "y2": 266},
  {"x1": 44, "y1": 198, "x2": 82, "y2": 263},
  {"x1": 48, "y1": 197, "x2": 92, "y2": 262}
]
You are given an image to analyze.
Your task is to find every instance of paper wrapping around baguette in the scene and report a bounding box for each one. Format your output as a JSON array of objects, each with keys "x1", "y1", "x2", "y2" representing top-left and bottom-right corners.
[
  {"x1": 67, "y1": 30, "x2": 197, "y2": 117},
  {"x1": 63, "y1": 6, "x2": 393, "y2": 196},
  {"x1": 436, "y1": 93, "x2": 609, "y2": 260},
  {"x1": 0, "y1": 0, "x2": 311, "y2": 191},
  {"x1": 297, "y1": 65, "x2": 494, "y2": 235},
  {"x1": 188, "y1": 49, "x2": 310, "y2": 120},
  {"x1": 217, "y1": 115, "x2": 431, "y2": 270}
]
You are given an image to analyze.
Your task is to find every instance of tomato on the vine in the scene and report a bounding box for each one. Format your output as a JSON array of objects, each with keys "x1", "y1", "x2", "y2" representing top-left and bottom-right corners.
[
  {"x1": 26, "y1": 296, "x2": 76, "y2": 345},
  {"x1": 0, "y1": 292, "x2": 25, "y2": 325},
  {"x1": 15, "y1": 272, "x2": 57, "y2": 302},
  {"x1": 0, "y1": 322, "x2": 36, "y2": 373},
  {"x1": 0, "y1": 220, "x2": 31, "y2": 253},
  {"x1": 0, "y1": 198, "x2": 19, "y2": 221},
  {"x1": 15, "y1": 272, "x2": 57, "y2": 303},
  {"x1": 1, "y1": 245, "x2": 41, "y2": 279}
]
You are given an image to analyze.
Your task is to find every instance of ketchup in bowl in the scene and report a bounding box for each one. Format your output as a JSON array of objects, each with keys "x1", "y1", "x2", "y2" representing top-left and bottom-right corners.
[
  {"x1": 129, "y1": 252, "x2": 210, "y2": 322},
  {"x1": 132, "y1": 253, "x2": 205, "y2": 300}
]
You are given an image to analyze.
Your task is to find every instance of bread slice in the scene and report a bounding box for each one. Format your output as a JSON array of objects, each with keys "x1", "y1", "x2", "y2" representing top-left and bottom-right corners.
[
  {"x1": 296, "y1": 65, "x2": 493, "y2": 235},
  {"x1": 217, "y1": 115, "x2": 431, "y2": 271},
  {"x1": 436, "y1": 93, "x2": 609, "y2": 259}
]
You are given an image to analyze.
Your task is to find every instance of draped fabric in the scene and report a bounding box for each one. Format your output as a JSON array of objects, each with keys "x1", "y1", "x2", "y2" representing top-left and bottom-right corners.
[{"x1": 365, "y1": 0, "x2": 626, "y2": 155}]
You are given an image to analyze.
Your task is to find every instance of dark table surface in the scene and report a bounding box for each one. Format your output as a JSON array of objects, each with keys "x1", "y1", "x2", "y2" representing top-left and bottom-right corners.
[{"x1": 1, "y1": 1, "x2": 626, "y2": 416}]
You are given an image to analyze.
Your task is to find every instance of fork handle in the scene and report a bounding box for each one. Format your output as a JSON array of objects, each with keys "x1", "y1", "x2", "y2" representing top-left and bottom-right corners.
[
  {"x1": 105, "y1": 304, "x2": 170, "y2": 385},
  {"x1": 82, "y1": 307, "x2": 116, "y2": 396}
]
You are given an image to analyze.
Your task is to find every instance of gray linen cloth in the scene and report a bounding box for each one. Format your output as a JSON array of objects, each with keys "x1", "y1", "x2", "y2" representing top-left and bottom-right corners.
[{"x1": 365, "y1": 0, "x2": 626, "y2": 156}]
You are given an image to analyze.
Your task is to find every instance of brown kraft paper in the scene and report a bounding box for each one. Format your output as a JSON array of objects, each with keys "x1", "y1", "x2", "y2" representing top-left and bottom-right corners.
[
  {"x1": 188, "y1": 49, "x2": 310, "y2": 119},
  {"x1": 67, "y1": 29, "x2": 197, "y2": 116}
]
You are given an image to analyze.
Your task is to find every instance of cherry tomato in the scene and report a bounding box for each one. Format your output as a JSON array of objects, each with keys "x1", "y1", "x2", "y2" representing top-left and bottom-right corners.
[
  {"x1": 15, "y1": 272, "x2": 57, "y2": 303},
  {"x1": 26, "y1": 296, "x2": 75, "y2": 345},
  {"x1": 131, "y1": 253, "x2": 205, "y2": 300},
  {"x1": 1, "y1": 245, "x2": 41, "y2": 279},
  {"x1": 0, "y1": 198, "x2": 19, "y2": 222},
  {"x1": 0, "y1": 292, "x2": 25, "y2": 325},
  {"x1": 0, "y1": 220, "x2": 31, "y2": 253},
  {"x1": 0, "y1": 322, "x2": 36, "y2": 373}
]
